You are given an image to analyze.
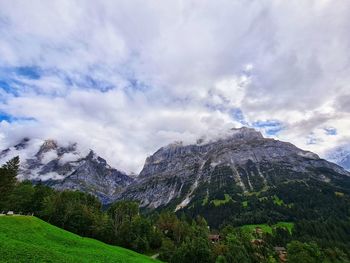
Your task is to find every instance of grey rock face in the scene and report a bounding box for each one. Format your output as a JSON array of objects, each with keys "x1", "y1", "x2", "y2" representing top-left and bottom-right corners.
[
  {"x1": 119, "y1": 127, "x2": 349, "y2": 209},
  {"x1": 0, "y1": 139, "x2": 133, "y2": 203},
  {"x1": 2, "y1": 128, "x2": 349, "y2": 208},
  {"x1": 54, "y1": 150, "x2": 133, "y2": 203}
]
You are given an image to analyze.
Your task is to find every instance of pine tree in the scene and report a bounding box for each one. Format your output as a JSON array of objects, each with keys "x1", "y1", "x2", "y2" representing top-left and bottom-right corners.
[{"x1": 0, "y1": 156, "x2": 20, "y2": 208}]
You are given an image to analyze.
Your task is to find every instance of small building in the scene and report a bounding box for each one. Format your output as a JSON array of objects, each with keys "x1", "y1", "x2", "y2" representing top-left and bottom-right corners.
[
  {"x1": 251, "y1": 239, "x2": 264, "y2": 246},
  {"x1": 255, "y1": 227, "x2": 263, "y2": 235},
  {"x1": 208, "y1": 234, "x2": 220, "y2": 243},
  {"x1": 274, "y1": 247, "x2": 286, "y2": 253},
  {"x1": 274, "y1": 247, "x2": 287, "y2": 262}
]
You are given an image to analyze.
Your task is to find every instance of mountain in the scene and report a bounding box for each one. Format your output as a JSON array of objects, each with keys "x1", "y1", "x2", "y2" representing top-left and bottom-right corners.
[
  {"x1": 0, "y1": 138, "x2": 133, "y2": 203},
  {"x1": 326, "y1": 146, "x2": 350, "y2": 171},
  {"x1": 118, "y1": 127, "x2": 350, "y2": 226},
  {"x1": 2, "y1": 128, "x2": 350, "y2": 226}
]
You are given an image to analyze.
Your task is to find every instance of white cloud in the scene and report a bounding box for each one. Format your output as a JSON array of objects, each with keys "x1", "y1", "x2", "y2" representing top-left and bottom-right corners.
[
  {"x1": 0, "y1": 0, "x2": 350, "y2": 172},
  {"x1": 0, "y1": 138, "x2": 42, "y2": 167},
  {"x1": 40, "y1": 150, "x2": 58, "y2": 164},
  {"x1": 59, "y1": 152, "x2": 82, "y2": 165},
  {"x1": 38, "y1": 172, "x2": 65, "y2": 181}
]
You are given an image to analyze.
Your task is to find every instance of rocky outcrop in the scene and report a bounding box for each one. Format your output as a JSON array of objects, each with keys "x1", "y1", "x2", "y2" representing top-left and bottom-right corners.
[
  {"x1": 54, "y1": 150, "x2": 133, "y2": 203},
  {"x1": 119, "y1": 127, "x2": 350, "y2": 209}
]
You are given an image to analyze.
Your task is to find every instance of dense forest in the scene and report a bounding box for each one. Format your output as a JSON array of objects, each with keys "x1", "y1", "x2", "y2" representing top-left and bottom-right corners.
[{"x1": 1, "y1": 156, "x2": 350, "y2": 262}]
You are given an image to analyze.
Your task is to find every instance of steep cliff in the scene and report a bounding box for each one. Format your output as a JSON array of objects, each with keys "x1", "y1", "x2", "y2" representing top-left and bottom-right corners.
[{"x1": 119, "y1": 127, "x2": 350, "y2": 211}]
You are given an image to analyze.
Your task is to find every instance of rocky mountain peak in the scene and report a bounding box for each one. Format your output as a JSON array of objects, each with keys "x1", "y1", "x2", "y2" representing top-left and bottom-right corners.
[
  {"x1": 164, "y1": 141, "x2": 184, "y2": 149},
  {"x1": 229, "y1": 127, "x2": 263, "y2": 141},
  {"x1": 0, "y1": 138, "x2": 133, "y2": 204},
  {"x1": 86, "y1": 150, "x2": 111, "y2": 168},
  {"x1": 120, "y1": 127, "x2": 349, "y2": 209},
  {"x1": 36, "y1": 139, "x2": 58, "y2": 157},
  {"x1": 42, "y1": 139, "x2": 58, "y2": 148},
  {"x1": 86, "y1": 150, "x2": 97, "y2": 159},
  {"x1": 140, "y1": 127, "x2": 265, "y2": 179}
]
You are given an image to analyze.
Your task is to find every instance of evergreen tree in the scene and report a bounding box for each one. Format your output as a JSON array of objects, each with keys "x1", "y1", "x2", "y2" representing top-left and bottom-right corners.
[
  {"x1": 8, "y1": 181, "x2": 35, "y2": 213},
  {"x1": 107, "y1": 201, "x2": 139, "y2": 236},
  {"x1": 0, "y1": 156, "x2": 20, "y2": 209},
  {"x1": 224, "y1": 233, "x2": 252, "y2": 263},
  {"x1": 287, "y1": 241, "x2": 323, "y2": 263}
]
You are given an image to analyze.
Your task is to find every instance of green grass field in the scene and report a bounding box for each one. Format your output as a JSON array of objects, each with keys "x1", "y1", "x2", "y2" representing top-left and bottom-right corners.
[
  {"x1": 0, "y1": 216, "x2": 160, "y2": 263},
  {"x1": 240, "y1": 221, "x2": 294, "y2": 237}
]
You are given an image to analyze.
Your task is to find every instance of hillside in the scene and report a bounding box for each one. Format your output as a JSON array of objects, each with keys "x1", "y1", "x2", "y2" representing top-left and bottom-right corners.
[
  {"x1": 0, "y1": 216, "x2": 159, "y2": 263},
  {"x1": 118, "y1": 128, "x2": 350, "y2": 227},
  {"x1": 240, "y1": 222, "x2": 294, "y2": 237}
]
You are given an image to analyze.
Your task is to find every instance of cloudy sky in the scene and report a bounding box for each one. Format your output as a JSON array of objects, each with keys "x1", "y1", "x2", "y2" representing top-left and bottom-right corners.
[{"x1": 0, "y1": 0, "x2": 349, "y2": 173}]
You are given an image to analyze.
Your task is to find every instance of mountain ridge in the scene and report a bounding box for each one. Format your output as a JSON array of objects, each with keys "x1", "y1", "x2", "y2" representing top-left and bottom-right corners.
[
  {"x1": 118, "y1": 127, "x2": 349, "y2": 210},
  {"x1": 1, "y1": 127, "x2": 349, "y2": 208},
  {"x1": 0, "y1": 138, "x2": 133, "y2": 203}
]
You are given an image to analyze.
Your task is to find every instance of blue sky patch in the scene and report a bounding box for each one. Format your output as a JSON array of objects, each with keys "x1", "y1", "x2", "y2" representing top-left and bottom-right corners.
[
  {"x1": 306, "y1": 136, "x2": 322, "y2": 145},
  {"x1": 15, "y1": 66, "x2": 41, "y2": 79},
  {"x1": 0, "y1": 79, "x2": 20, "y2": 97},
  {"x1": 0, "y1": 66, "x2": 42, "y2": 95},
  {"x1": 0, "y1": 112, "x2": 36, "y2": 123},
  {"x1": 324, "y1": 127, "x2": 337, "y2": 136},
  {"x1": 0, "y1": 80, "x2": 12, "y2": 93},
  {"x1": 230, "y1": 108, "x2": 248, "y2": 125},
  {"x1": 85, "y1": 76, "x2": 115, "y2": 92},
  {"x1": 0, "y1": 112, "x2": 12, "y2": 122},
  {"x1": 253, "y1": 120, "x2": 283, "y2": 136}
]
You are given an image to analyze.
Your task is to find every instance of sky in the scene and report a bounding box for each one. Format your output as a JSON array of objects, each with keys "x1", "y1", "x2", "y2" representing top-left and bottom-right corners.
[{"x1": 0, "y1": 0, "x2": 350, "y2": 173}]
